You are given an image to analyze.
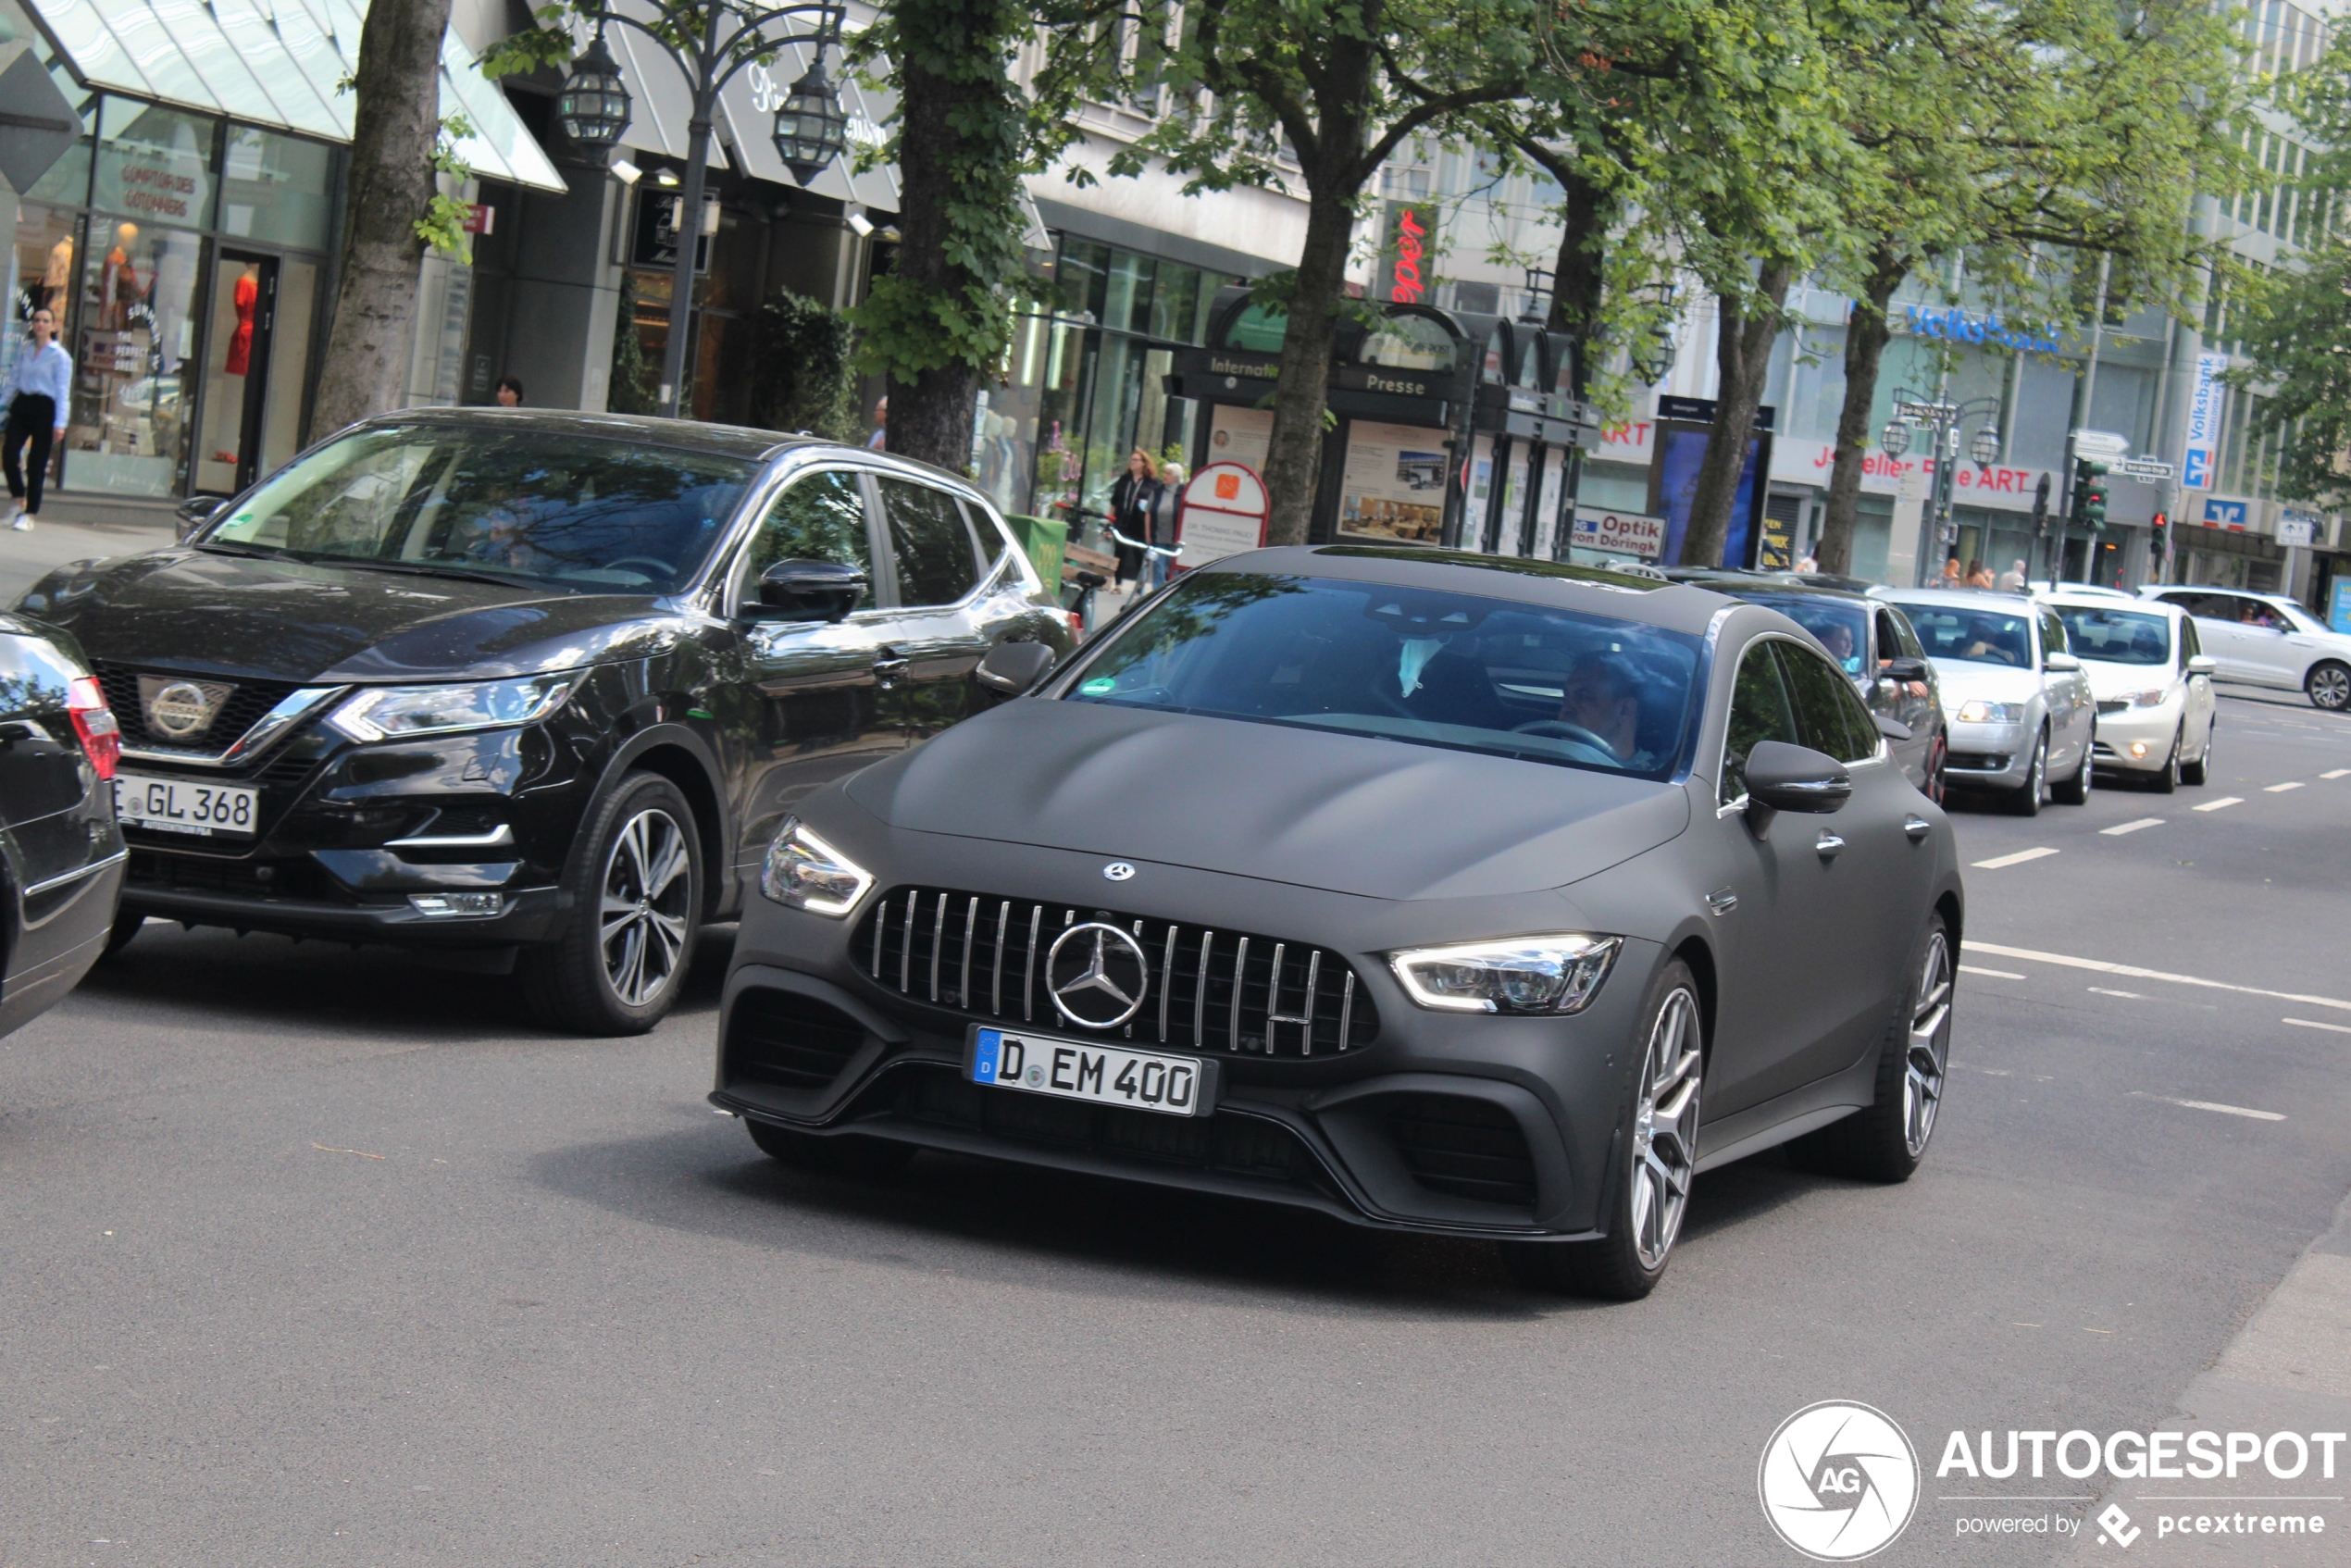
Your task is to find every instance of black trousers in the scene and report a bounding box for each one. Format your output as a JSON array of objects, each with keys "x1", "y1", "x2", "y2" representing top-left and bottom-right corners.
[{"x1": 5, "y1": 393, "x2": 57, "y2": 514}]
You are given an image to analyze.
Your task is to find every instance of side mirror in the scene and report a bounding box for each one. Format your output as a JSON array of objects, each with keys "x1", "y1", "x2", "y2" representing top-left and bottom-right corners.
[
  {"x1": 176, "y1": 494, "x2": 228, "y2": 541},
  {"x1": 1883, "y1": 655, "x2": 1930, "y2": 683},
  {"x1": 1743, "y1": 740, "x2": 1853, "y2": 814},
  {"x1": 976, "y1": 640, "x2": 1056, "y2": 697},
  {"x1": 1872, "y1": 713, "x2": 1912, "y2": 742},
  {"x1": 753, "y1": 558, "x2": 867, "y2": 623},
  {"x1": 2187, "y1": 653, "x2": 2218, "y2": 676},
  {"x1": 2044, "y1": 652, "x2": 2082, "y2": 672}
]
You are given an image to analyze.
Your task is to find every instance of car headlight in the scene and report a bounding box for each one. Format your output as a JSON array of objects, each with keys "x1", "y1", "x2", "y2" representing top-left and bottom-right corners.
[
  {"x1": 2124, "y1": 688, "x2": 2169, "y2": 708},
  {"x1": 1387, "y1": 934, "x2": 1623, "y2": 1014},
  {"x1": 327, "y1": 673, "x2": 578, "y2": 742},
  {"x1": 760, "y1": 816, "x2": 875, "y2": 917},
  {"x1": 1953, "y1": 700, "x2": 2024, "y2": 724}
]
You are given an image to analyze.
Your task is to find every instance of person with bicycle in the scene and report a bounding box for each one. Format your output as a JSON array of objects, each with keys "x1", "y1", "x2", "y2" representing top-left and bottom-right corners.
[{"x1": 1107, "y1": 448, "x2": 1158, "y2": 589}]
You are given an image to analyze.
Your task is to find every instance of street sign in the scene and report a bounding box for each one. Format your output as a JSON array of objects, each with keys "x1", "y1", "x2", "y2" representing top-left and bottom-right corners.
[
  {"x1": 2071, "y1": 429, "x2": 2131, "y2": 459},
  {"x1": 1569, "y1": 505, "x2": 1666, "y2": 560},
  {"x1": 2115, "y1": 456, "x2": 2174, "y2": 484},
  {"x1": 1175, "y1": 461, "x2": 1270, "y2": 570},
  {"x1": 1894, "y1": 399, "x2": 1958, "y2": 421},
  {"x1": 0, "y1": 53, "x2": 80, "y2": 197}
]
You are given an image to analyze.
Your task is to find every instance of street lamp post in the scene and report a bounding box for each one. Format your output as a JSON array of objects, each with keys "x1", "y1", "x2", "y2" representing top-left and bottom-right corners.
[
  {"x1": 558, "y1": 2, "x2": 851, "y2": 419},
  {"x1": 1885, "y1": 390, "x2": 2002, "y2": 583}
]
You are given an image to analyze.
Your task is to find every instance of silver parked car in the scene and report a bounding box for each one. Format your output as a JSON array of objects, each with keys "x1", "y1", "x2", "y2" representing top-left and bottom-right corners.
[
  {"x1": 1876, "y1": 587, "x2": 2095, "y2": 815},
  {"x1": 2135, "y1": 586, "x2": 2351, "y2": 712}
]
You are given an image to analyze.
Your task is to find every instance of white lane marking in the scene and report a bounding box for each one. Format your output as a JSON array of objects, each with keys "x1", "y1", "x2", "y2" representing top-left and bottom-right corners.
[
  {"x1": 2101, "y1": 817, "x2": 2164, "y2": 836},
  {"x1": 1973, "y1": 847, "x2": 2060, "y2": 869},
  {"x1": 2265, "y1": 780, "x2": 2305, "y2": 793},
  {"x1": 2088, "y1": 987, "x2": 2145, "y2": 999},
  {"x1": 1959, "y1": 964, "x2": 2026, "y2": 979},
  {"x1": 2193, "y1": 796, "x2": 2245, "y2": 811},
  {"x1": 2129, "y1": 1090, "x2": 2285, "y2": 1122},
  {"x1": 2322, "y1": 768, "x2": 2350, "y2": 779},
  {"x1": 2283, "y1": 1017, "x2": 2351, "y2": 1036},
  {"x1": 1963, "y1": 940, "x2": 2351, "y2": 1014}
]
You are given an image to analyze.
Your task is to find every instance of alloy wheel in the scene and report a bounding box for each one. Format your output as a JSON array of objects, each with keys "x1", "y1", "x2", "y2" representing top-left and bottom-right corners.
[
  {"x1": 2310, "y1": 663, "x2": 2351, "y2": 712},
  {"x1": 1904, "y1": 930, "x2": 1953, "y2": 1157},
  {"x1": 1629, "y1": 988, "x2": 1702, "y2": 1271},
  {"x1": 2031, "y1": 736, "x2": 2047, "y2": 803},
  {"x1": 600, "y1": 807, "x2": 692, "y2": 1007}
]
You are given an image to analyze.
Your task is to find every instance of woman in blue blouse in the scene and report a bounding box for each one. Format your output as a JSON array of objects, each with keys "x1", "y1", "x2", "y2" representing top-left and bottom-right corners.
[{"x1": 5, "y1": 306, "x2": 72, "y2": 531}]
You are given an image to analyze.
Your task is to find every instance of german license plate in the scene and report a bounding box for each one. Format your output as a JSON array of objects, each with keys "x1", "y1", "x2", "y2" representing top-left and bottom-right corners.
[
  {"x1": 968, "y1": 1026, "x2": 1216, "y2": 1118},
  {"x1": 113, "y1": 773, "x2": 262, "y2": 838}
]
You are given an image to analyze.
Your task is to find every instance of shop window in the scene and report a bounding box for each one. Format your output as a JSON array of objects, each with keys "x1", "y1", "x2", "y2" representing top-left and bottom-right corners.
[
  {"x1": 219, "y1": 127, "x2": 335, "y2": 252},
  {"x1": 93, "y1": 97, "x2": 218, "y2": 232},
  {"x1": 68, "y1": 218, "x2": 206, "y2": 497},
  {"x1": 5, "y1": 204, "x2": 79, "y2": 372},
  {"x1": 1148, "y1": 263, "x2": 1201, "y2": 342},
  {"x1": 1104, "y1": 250, "x2": 1155, "y2": 335},
  {"x1": 1362, "y1": 312, "x2": 1455, "y2": 371},
  {"x1": 1053, "y1": 237, "x2": 1110, "y2": 319}
]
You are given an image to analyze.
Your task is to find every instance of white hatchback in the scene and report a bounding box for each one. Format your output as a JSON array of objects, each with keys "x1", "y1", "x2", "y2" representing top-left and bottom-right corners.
[
  {"x1": 2137, "y1": 586, "x2": 2351, "y2": 712},
  {"x1": 2046, "y1": 593, "x2": 2218, "y2": 791}
]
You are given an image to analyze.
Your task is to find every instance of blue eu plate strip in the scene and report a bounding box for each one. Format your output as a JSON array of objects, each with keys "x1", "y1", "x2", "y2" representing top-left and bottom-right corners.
[{"x1": 973, "y1": 1028, "x2": 1002, "y2": 1084}]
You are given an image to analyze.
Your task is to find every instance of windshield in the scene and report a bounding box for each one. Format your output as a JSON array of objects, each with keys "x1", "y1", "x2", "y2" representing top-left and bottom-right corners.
[
  {"x1": 204, "y1": 426, "x2": 757, "y2": 593},
  {"x1": 2058, "y1": 605, "x2": 2171, "y2": 666},
  {"x1": 1729, "y1": 593, "x2": 1867, "y2": 677},
  {"x1": 1891, "y1": 602, "x2": 2033, "y2": 668},
  {"x1": 1066, "y1": 573, "x2": 1701, "y2": 778}
]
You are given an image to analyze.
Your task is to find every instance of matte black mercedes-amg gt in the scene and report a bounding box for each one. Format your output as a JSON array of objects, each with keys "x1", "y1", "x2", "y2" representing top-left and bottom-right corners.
[{"x1": 712, "y1": 546, "x2": 1965, "y2": 1297}]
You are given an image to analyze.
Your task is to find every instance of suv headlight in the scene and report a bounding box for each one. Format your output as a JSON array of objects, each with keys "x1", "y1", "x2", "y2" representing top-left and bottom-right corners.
[
  {"x1": 1388, "y1": 934, "x2": 1623, "y2": 1014},
  {"x1": 1953, "y1": 699, "x2": 2024, "y2": 724},
  {"x1": 760, "y1": 816, "x2": 874, "y2": 916},
  {"x1": 327, "y1": 673, "x2": 578, "y2": 742}
]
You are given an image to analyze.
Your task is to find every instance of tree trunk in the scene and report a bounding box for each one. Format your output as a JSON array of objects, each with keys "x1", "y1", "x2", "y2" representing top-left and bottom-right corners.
[
  {"x1": 1816, "y1": 247, "x2": 1909, "y2": 577},
  {"x1": 1680, "y1": 261, "x2": 1793, "y2": 568},
  {"x1": 884, "y1": 41, "x2": 985, "y2": 469},
  {"x1": 1545, "y1": 166, "x2": 1608, "y2": 366},
  {"x1": 312, "y1": 0, "x2": 451, "y2": 439},
  {"x1": 1260, "y1": 186, "x2": 1359, "y2": 544}
]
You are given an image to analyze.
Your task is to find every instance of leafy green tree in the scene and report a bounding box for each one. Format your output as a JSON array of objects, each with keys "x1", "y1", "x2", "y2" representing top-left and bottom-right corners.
[
  {"x1": 1119, "y1": 0, "x2": 1549, "y2": 544},
  {"x1": 749, "y1": 291, "x2": 860, "y2": 440}
]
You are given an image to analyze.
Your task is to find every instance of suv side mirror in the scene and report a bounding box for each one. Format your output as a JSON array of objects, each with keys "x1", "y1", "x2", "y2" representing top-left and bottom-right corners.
[
  {"x1": 1883, "y1": 655, "x2": 1930, "y2": 683},
  {"x1": 176, "y1": 494, "x2": 228, "y2": 541},
  {"x1": 753, "y1": 558, "x2": 867, "y2": 622},
  {"x1": 976, "y1": 640, "x2": 1057, "y2": 697},
  {"x1": 1743, "y1": 740, "x2": 1852, "y2": 814},
  {"x1": 2044, "y1": 651, "x2": 2082, "y2": 672},
  {"x1": 2187, "y1": 653, "x2": 2218, "y2": 676}
]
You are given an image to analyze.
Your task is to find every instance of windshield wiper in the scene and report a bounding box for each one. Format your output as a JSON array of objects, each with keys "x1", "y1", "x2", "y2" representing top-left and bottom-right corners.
[
  {"x1": 197, "y1": 541, "x2": 293, "y2": 560},
  {"x1": 330, "y1": 558, "x2": 540, "y2": 591}
]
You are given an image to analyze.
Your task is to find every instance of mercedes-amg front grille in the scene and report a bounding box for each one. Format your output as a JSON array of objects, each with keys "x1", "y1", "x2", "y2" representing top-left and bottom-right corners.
[{"x1": 851, "y1": 886, "x2": 1378, "y2": 1057}]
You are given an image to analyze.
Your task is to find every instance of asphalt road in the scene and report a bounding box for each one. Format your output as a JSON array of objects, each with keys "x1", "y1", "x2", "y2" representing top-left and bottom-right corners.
[{"x1": 4, "y1": 688, "x2": 2349, "y2": 1567}]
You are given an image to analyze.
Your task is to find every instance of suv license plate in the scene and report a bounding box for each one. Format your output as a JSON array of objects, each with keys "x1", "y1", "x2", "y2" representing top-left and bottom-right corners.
[
  {"x1": 968, "y1": 1027, "x2": 1217, "y2": 1118},
  {"x1": 114, "y1": 773, "x2": 261, "y2": 838}
]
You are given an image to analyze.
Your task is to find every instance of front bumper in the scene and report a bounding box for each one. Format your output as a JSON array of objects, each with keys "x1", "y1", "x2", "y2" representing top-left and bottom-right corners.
[
  {"x1": 2091, "y1": 701, "x2": 2182, "y2": 772},
  {"x1": 715, "y1": 833, "x2": 1656, "y2": 1242},
  {"x1": 1943, "y1": 719, "x2": 2031, "y2": 788}
]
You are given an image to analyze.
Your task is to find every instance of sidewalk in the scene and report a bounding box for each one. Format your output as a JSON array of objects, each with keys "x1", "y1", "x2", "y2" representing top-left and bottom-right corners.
[
  {"x1": 2059, "y1": 1186, "x2": 2351, "y2": 1564},
  {"x1": 0, "y1": 492, "x2": 178, "y2": 609}
]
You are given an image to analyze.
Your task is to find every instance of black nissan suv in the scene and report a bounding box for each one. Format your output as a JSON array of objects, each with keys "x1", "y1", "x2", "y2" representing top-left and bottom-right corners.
[{"x1": 14, "y1": 411, "x2": 1072, "y2": 1034}]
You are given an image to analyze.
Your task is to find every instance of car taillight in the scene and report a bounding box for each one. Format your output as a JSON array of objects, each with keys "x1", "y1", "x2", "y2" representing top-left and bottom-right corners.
[{"x1": 66, "y1": 675, "x2": 119, "y2": 781}]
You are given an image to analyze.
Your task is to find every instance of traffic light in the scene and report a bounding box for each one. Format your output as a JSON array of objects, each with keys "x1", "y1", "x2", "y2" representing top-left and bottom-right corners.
[
  {"x1": 2151, "y1": 511, "x2": 2170, "y2": 563},
  {"x1": 2071, "y1": 459, "x2": 2109, "y2": 530},
  {"x1": 2031, "y1": 471, "x2": 2052, "y2": 535}
]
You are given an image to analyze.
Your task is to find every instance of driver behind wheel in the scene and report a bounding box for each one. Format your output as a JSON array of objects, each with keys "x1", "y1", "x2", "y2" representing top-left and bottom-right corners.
[{"x1": 1558, "y1": 653, "x2": 1655, "y2": 769}]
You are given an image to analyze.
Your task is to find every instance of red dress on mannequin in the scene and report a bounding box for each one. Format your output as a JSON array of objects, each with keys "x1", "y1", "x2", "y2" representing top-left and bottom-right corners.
[{"x1": 224, "y1": 270, "x2": 256, "y2": 376}]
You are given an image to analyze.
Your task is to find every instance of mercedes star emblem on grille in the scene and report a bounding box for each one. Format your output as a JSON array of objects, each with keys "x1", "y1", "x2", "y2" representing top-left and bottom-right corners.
[
  {"x1": 1046, "y1": 922, "x2": 1150, "y2": 1029},
  {"x1": 1102, "y1": 861, "x2": 1136, "y2": 881},
  {"x1": 139, "y1": 676, "x2": 233, "y2": 740}
]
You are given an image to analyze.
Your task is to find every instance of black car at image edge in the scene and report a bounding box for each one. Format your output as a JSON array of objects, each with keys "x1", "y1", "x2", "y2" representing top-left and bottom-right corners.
[
  {"x1": 14, "y1": 410, "x2": 1074, "y2": 1034},
  {"x1": 715, "y1": 546, "x2": 1965, "y2": 1299}
]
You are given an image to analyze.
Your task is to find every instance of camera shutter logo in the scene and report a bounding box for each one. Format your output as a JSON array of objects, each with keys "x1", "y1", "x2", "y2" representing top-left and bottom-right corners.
[
  {"x1": 1758, "y1": 1401, "x2": 1920, "y2": 1561},
  {"x1": 1045, "y1": 922, "x2": 1150, "y2": 1029}
]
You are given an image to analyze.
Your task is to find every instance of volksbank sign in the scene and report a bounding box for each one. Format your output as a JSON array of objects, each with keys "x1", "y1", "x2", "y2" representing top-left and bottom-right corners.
[{"x1": 1901, "y1": 305, "x2": 2060, "y2": 354}]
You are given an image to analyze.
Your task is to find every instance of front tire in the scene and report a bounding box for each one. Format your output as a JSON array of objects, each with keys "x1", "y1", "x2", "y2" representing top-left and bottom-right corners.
[
  {"x1": 2052, "y1": 738, "x2": 2093, "y2": 804},
  {"x1": 2307, "y1": 661, "x2": 2350, "y2": 713},
  {"x1": 2181, "y1": 717, "x2": 2212, "y2": 786},
  {"x1": 1507, "y1": 961, "x2": 1702, "y2": 1300},
  {"x1": 2149, "y1": 729, "x2": 2181, "y2": 794},
  {"x1": 1790, "y1": 915, "x2": 1953, "y2": 1183},
  {"x1": 2005, "y1": 730, "x2": 2047, "y2": 816},
  {"x1": 519, "y1": 771, "x2": 703, "y2": 1036}
]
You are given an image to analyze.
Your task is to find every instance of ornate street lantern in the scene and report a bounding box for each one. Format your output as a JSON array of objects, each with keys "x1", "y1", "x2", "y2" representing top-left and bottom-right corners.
[
  {"x1": 1969, "y1": 424, "x2": 2002, "y2": 467},
  {"x1": 772, "y1": 61, "x2": 849, "y2": 185},
  {"x1": 1880, "y1": 419, "x2": 1912, "y2": 457},
  {"x1": 557, "y1": 33, "x2": 632, "y2": 147}
]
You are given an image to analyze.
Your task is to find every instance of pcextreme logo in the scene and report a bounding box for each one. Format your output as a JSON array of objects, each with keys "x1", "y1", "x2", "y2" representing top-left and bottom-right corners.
[{"x1": 1759, "y1": 1401, "x2": 1922, "y2": 1561}]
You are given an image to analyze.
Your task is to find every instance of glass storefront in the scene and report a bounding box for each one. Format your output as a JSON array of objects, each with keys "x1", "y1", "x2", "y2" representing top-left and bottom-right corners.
[{"x1": 6, "y1": 89, "x2": 337, "y2": 500}]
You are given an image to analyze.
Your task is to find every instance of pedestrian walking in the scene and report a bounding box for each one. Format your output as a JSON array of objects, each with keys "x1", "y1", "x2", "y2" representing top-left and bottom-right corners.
[
  {"x1": 1997, "y1": 557, "x2": 2027, "y2": 591},
  {"x1": 1107, "y1": 448, "x2": 1157, "y2": 588},
  {"x1": 865, "y1": 396, "x2": 888, "y2": 450},
  {"x1": 495, "y1": 375, "x2": 524, "y2": 407},
  {"x1": 1796, "y1": 550, "x2": 1819, "y2": 574},
  {"x1": 1967, "y1": 560, "x2": 1996, "y2": 589},
  {"x1": 4, "y1": 306, "x2": 69, "y2": 532},
  {"x1": 1141, "y1": 459, "x2": 1186, "y2": 593},
  {"x1": 1939, "y1": 556, "x2": 1964, "y2": 588}
]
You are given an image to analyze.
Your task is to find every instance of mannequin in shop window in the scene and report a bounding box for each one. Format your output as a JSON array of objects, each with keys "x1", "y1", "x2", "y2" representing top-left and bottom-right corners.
[
  {"x1": 98, "y1": 223, "x2": 142, "y2": 330},
  {"x1": 44, "y1": 234, "x2": 74, "y2": 315},
  {"x1": 212, "y1": 261, "x2": 259, "y2": 465}
]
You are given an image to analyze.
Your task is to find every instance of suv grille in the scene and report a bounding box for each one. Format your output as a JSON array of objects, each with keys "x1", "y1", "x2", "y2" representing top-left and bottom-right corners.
[
  {"x1": 851, "y1": 886, "x2": 1378, "y2": 1057},
  {"x1": 98, "y1": 664, "x2": 304, "y2": 754}
]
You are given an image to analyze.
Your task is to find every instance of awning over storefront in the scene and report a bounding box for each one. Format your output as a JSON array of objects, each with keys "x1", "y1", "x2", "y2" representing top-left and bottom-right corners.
[{"x1": 22, "y1": 0, "x2": 566, "y2": 192}]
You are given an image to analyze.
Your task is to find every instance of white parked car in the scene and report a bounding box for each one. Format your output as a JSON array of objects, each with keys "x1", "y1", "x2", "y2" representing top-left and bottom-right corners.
[
  {"x1": 2137, "y1": 585, "x2": 2351, "y2": 712},
  {"x1": 2046, "y1": 593, "x2": 2218, "y2": 791},
  {"x1": 1876, "y1": 587, "x2": 2096, "y2": 815}
]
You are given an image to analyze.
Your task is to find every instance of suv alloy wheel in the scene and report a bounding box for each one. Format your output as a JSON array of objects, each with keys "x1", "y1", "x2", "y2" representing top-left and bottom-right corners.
[{"x1": 520, "y1": 771, "x2": 703, "y2": 1035}]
